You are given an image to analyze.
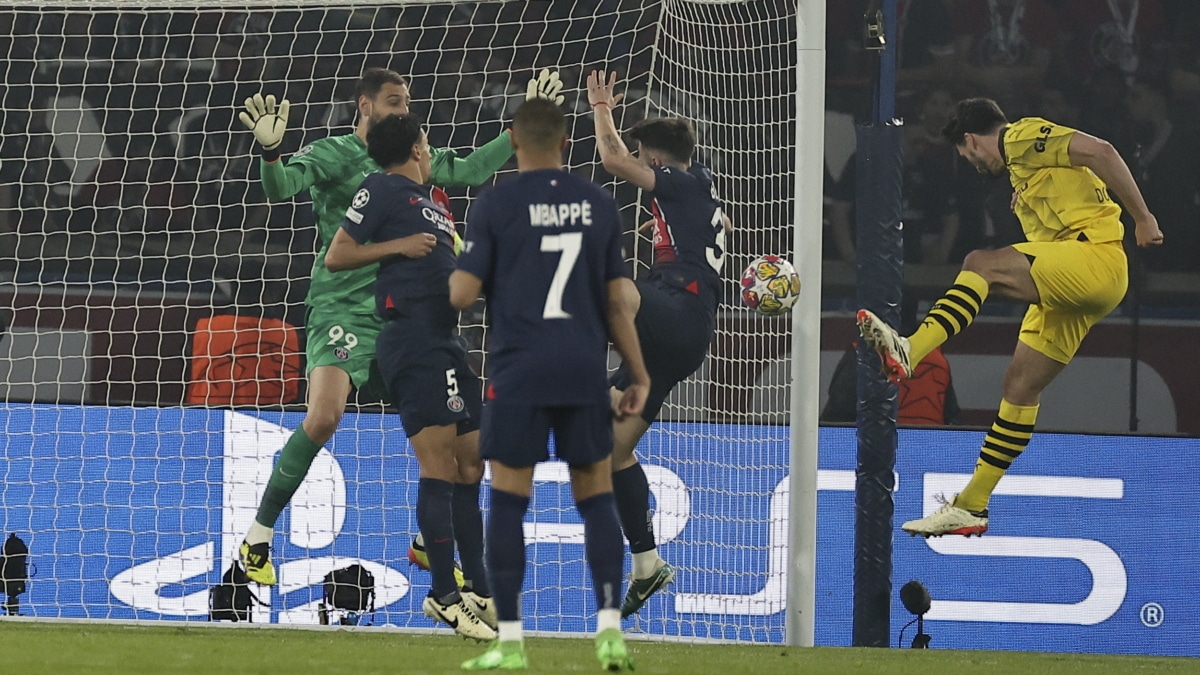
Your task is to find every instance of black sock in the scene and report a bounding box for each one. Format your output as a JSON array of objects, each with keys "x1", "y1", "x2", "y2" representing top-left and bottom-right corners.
[
  {"x1": 486, "y1": 488, "x2": 529, "y2": 622},
  {"x1": 577, "y1": 491, "x2": 624, "y2": 612},
  {"x1": 452, "y1": 481, "x2": 489, "y2": 596},
  {"x1": 612, "y1": 463, "x2": 656, "y2": 554},
  {"x1": 416, "y1": 477, "x2": 458, "y2": 602}
]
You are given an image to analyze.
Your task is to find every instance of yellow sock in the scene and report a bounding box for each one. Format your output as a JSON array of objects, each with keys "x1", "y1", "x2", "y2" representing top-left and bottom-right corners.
[
  {"x1": 956, "y1": 399, "x2": 1039, "y2": 512},
  {"x1": 908, "y1": 270, "x2": 989, "y2": 365}
]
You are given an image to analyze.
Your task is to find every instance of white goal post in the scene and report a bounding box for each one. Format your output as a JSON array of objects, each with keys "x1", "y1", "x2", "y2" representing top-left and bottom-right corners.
[{"x1": 0, "y1": 0, "x2": 821, "y2": 645}]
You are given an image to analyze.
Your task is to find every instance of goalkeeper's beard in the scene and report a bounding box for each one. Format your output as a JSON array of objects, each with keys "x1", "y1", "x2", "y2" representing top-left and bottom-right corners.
[{"x1": 365, "y1": 111, "x2": 393, "y2": 131}]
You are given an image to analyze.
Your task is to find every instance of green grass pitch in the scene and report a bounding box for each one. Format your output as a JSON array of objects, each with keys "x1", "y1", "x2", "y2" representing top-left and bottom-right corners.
[{"x1": 0, "y1": 622, "x2": 1195, "y2": 674}]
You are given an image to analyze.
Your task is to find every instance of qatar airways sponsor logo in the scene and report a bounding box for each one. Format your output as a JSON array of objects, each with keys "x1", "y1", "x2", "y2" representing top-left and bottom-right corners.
[{"x1": 422, "y1": 206, "x2": 456, "y2": 238}]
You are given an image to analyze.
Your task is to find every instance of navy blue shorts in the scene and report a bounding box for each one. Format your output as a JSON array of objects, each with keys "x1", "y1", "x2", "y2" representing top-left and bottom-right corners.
[
  {"x1": 480, "y1": 402, "x2": 613, "y2": 469},
  {"x1": 377, "y1": 311, "x2": 481, "y2": 438},
  {"x1": 611, "y1": 279, "x2": 715, "y2": 423}
]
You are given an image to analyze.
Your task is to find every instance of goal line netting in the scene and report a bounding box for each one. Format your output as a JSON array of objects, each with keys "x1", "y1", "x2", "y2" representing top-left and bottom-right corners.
[{"x1": 0, "y1": 0, "x2": 798, "y2": 641}]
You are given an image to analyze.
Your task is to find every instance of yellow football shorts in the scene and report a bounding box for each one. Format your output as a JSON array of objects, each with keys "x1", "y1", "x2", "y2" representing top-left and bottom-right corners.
[{"x1": 1012, "y1": 239, "x2": 1127, "y2": 364}]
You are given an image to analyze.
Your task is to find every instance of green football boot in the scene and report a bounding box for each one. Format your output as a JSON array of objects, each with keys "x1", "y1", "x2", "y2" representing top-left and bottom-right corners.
[
  {"x1": 461, "y1": 641, "x2": 528, "y2": 671},
  {"x1": 620, "y1": 563, "x2": 675, "y2": 618},
  {"x1": 595, "y1": 628, "x2": 634, "y2": 671}
]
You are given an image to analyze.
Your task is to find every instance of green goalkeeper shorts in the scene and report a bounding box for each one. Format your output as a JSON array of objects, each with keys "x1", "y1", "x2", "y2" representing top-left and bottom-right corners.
[{"x1": 305, "y1": 309, "x2": 383, "y2": 389}]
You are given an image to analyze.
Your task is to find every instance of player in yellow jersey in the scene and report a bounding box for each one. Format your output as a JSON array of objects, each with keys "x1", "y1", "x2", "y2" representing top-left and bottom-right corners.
[{"x1": 857, "y1": 97, "x2": 1163, "y2": 537}]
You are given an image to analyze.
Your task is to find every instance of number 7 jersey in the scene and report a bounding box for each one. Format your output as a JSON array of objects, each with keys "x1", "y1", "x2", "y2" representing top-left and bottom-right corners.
[{"x1": 456, "y1": 169, "x2": 627, "y2": 406}]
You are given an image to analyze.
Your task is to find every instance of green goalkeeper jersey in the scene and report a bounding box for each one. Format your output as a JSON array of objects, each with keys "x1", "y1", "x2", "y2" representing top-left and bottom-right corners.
[{"x1": 260, "y1": 130, "x2": 514, "y2": 315}]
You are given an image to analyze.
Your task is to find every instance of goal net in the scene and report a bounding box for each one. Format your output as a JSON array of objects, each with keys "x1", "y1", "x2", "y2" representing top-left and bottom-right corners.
[{"x1": 0, "y1": 0, "x2": 798, "y2": 641}]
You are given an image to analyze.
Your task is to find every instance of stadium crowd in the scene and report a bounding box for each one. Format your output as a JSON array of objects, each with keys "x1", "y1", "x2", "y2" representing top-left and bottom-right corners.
[
  {"x1": 0, "y1": 3, "x2": 653, "y2": 326},
  {"x1": 825, "y1": 0, "x2": 1200, "y2": 276},
  {"x1": 0, "y1": 0, "x2": 1198, "y2": 320}
]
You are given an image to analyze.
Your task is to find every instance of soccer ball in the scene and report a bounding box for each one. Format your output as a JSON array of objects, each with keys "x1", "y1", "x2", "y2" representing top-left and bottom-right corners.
[{"x1": 740, "y1": 255, "x2": 801, "y2": 316}]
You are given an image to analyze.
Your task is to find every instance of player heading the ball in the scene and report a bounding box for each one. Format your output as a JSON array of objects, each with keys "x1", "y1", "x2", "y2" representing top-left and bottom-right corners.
[{"x1": 859, "y1": 97, "x2": 1162, "y2": 539}]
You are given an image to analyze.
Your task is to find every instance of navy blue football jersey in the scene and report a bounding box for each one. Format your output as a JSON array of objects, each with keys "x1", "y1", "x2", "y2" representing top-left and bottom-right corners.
[
  {"x1": 457, "y1": 169, "x2": 626, "y2": 406},
  {"x1": 647, "y1": 162, "x2": 726, "y2": 312},
  {"x1": 340, "y1": 173, "x2": 459, "y2": 317}
]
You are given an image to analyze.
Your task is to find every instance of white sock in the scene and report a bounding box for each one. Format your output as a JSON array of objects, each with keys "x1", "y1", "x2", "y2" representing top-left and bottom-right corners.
[
  {"x1": 498, "y1": 620, "x2": 523, "y2": 643},
  {"x1": 597, "y1": 609, "x2": 621, "y2": 634},
  {"x1": 245, "y1": 521, "x2": 273, "y2": 546},
  {"x1": 632, "y1": 550, "x2": 662, "y2": 579}
]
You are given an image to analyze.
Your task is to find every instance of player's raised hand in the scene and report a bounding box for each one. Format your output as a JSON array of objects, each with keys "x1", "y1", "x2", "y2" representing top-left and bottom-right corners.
[
  {"x1": 397, "y1": 232, "x2": 438, "y2": 258},
  {"x1": 526, "y1": 68, "x2": 565, "y2": 106},
  {"x1": 586, "y1": 70, "x2": 625, "y2": 109},
  {"x1": 1135, "y1": 214, "x2": 1164, "y2": 247},
  {"x1": 238, "y1": 93, "x2": 290, "y2": 151}
]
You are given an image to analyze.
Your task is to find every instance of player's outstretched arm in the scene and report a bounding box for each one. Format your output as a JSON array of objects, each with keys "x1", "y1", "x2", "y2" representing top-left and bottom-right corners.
[
  {"x1": 587, "y1": 70, "x2": 656, "y2": 192},
  {"x1": 429, "y1": 133, "x2": 514, "y2": 188},
  {"x1": 1067, "y1": 131, "x2": 1163, "y2": 247},
  {"x1": 238, "y1": 91, "x2": 326, "y2": 200},
  {"x1": 324, "y1": 227, "x2": 436, "y2": 272},
  {"x1": 449, "y1": 270, "x2": 484, "y2": 311},
  {"x1": 239, "y1": 93, "x2": 289, "y2": 153},
  {"x1": 428, "y1": 68, "x2": 566, "y2": 187},
  {"x1": 607, "y1": 277, "x2": 650, "y2": 419},
  {"x1": 527, "y1": 68, "x2": 565, "y2": 106}
]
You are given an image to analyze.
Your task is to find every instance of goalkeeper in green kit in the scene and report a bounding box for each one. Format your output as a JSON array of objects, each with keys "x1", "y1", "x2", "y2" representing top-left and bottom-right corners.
[{"x1": 236, "y1": 68, "x2": 565, "y2": 599}]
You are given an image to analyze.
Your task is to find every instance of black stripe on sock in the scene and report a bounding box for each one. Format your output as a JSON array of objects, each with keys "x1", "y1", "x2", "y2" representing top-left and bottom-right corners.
[
  {"x1": 929, "y1": 312, "x2": 957, "y2": 336},
  {"x1": 983, "y1": 440, "x2": 1024, "y2": 458},
  {"x1": 993, "y1": 417, "x2": 1036, "y2": 435},
  {"x1": 933, "y1": 302, "x2": 971, "y2": 332},
  {"x1": 950, "y1": 283, "x2": 984, "y2": 308},
  {"x1": 987, "y1": 429, "x2": 1030, "y2": 448},
  {"x1": 944, "y1": 293, "x2": 980, "y2": 319},
  {"x1": 979, "y1": 452, "x2": 1013, "y2": 470}
]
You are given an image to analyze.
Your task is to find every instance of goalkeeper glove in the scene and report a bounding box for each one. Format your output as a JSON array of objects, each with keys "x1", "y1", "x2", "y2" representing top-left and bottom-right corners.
[
  {"x1": 238, "y1": 93, "x2": 290, "y2": 152},
  {"x1": 526, "y1": 68, "x2": 565, "y2": 107}
]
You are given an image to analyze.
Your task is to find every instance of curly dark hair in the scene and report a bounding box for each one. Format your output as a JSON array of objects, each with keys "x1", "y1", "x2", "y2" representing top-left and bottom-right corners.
[
  {"x1": 941, "y1": 98, "x2": 1008, "y2": 145},
  {"x1": 366, "y1": 113, "x2": 424, "y2": 169},
  {"x1": 628, "y1": 117, "x2": 696, "y2": 163}
]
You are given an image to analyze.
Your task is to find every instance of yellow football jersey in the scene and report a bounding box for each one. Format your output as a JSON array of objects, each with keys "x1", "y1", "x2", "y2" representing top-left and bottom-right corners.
[{"x1": 1003, "y1": 117, "x2": 1124, "y2": 243}]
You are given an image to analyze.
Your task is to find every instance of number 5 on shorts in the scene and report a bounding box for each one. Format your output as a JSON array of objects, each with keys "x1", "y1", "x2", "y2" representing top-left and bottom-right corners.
[{"x1": 445, "y1": 368, "x2": 460, "y2": 397}]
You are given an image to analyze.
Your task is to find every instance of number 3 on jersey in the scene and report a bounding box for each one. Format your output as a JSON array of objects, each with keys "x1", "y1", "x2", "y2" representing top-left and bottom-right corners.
[
  {"x1": 706, "y1": 206, "x2": 727, "y2": 274},
  {"x1": 540, "y1": 232, "x2": 582, "y2": 320}
]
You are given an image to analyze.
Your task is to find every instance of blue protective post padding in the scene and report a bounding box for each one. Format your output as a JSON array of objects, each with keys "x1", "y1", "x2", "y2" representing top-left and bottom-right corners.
[{"x1": 852, "y1": 119, "x2": 904, "y2": 648}]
